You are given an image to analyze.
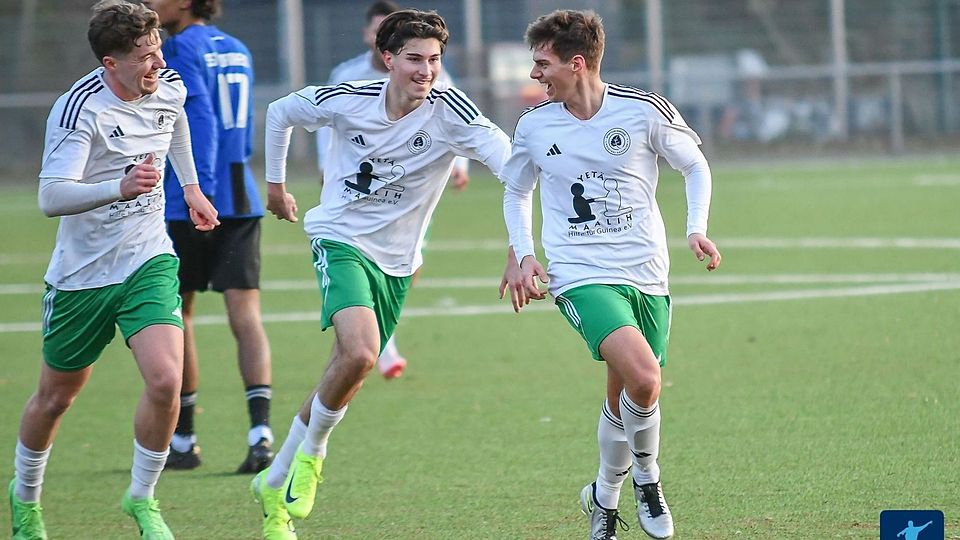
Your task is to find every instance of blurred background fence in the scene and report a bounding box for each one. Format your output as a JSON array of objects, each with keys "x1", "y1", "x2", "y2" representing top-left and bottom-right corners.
[{"x1": 1, "y1": 0, "x2": 958, "y2": 176}]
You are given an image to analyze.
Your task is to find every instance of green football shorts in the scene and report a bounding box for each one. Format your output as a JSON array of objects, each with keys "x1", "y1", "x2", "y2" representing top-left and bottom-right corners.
[
  {"x1": 41, "y1": 254, "x2": 183, "y2": 372},
  {"x1": 555, "y1": 284, "x2": 671, "y2": 364},
  {"x1": 311, "y1": 239, "x2": 412, "y2": 353}
]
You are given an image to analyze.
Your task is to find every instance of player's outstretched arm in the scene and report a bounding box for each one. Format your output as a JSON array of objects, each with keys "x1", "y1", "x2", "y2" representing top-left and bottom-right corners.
[
  {"x1": 687, "y1": 232, "x2": 721, "y2": 271},
  {"x1": 183, "y1": 183, "x2": 219, "y2": 231},
  {"x1": 266, "y1": 182, "x2": 298, "y2": 222}
]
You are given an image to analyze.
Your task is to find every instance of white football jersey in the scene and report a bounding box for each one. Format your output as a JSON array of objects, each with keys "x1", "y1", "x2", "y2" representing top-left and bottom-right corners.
[
  {"x1": 502, "y1": 84, "x2": 710, "y2": 296},
  {"x1": 40, "y1": 68, "x2": 186, "y2": 290},
  {"x1": 267, "y1": 80, "x2": 510, "y2": 276},
  {"x1": 317, "y1": 51, "x2": 455, "y2": 171}
]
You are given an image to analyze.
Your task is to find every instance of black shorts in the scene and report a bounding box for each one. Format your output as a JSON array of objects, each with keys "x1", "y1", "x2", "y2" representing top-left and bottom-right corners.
[{"x1": 168, "y1": 217, "x2": 262, "y2": 293}]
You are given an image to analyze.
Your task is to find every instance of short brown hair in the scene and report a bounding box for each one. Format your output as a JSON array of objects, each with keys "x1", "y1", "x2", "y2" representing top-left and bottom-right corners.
[
  {"x1": 525, "y1": 10, "x2": 605, "y2": 71},
  {"x1": 375, "y1": 9, "x2": 449, "y2": 55},
  {"x1": 87, "y1": 0, "x2": 159, "y2": 61},
  {"x1": 189, "y1": 0, "x2": 222, "y2": 21},
  {"x1": 366, "y1": 0, "x2": 400, "y2": 23}
]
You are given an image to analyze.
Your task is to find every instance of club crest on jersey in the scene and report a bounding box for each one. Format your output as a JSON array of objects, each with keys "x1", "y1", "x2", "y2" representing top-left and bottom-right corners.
[
  {"x1": 406, "y1": 130, "x2": 432, "y2": 155},
  {"x1": 603, "y1": 128, "x2": 630, "y2": 155},
  {"x1": 154, "y1": 110, "x2": 176, "y2": 131}
]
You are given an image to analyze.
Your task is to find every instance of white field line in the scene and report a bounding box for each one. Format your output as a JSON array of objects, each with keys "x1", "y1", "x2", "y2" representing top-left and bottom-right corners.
[
  {"x1": 2, "y1": 280, "x2": 959, "y2": 334},
  {"x1": 259, "y1": 237, "x2": 960, "y2": 255},
  {"x1": 3, "y1": 273, "x2": 960, "y2": 296},
  {"x1": 4, "y1": 237, "x2": 960, "y2": 266},
  {"x1": 913, "y1": 174, "x2": 960, "y2": 186}
]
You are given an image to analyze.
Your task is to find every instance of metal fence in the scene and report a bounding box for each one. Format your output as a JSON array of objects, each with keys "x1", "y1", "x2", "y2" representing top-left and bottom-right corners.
[{"x1": 1, "y1": 0, "x2": 958, "y2": 175}]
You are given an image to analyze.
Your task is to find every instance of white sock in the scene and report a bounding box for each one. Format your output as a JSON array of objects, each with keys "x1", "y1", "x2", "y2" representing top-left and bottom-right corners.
[
  {"x1": 378, "y1": 334, "x2": 402, "y2": 367},
  {"x1": 170, "y1": 433, "x2": 195, "y2": 453},
  {"x1": 14, "y1": 440, "x2": 51, "y2": 503},
  {"x1": 595, "y1": 400, "x2": 631, "y2": 510},
  {"x1": 619, "y1": 393, "x2": 661, "y2": 485},
  {"x1": 129, "y1": 440, "x2": 167, "y2": 499},
  {"x1": 299, "y1": 395, "x2": 346, "y2": 457},
  {"x1": 266, "y1": 416, "x2": 307, "y2": 489},
  {"x1": 248, "y1": 425, "x2": 275, "y2": 447}
]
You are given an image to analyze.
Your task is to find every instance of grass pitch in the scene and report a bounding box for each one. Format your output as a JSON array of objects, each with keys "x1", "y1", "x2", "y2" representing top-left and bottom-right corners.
[{"x1": 1, "y1": 157, "x2": 958, "y2": 539}]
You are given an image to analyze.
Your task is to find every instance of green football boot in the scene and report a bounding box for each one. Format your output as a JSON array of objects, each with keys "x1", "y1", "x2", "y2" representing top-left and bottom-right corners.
[
  {"x1": 121, "y1": 490, "x2": 175, "y2": 540},
  {"x1": 251, "y1": 470, "x2": 297, "y2": 540},
  {"x1": 281, "y1": 451, "x2": 323, "y2": 519},
  {"x1": 9, "y1": 478, "x2": 47, "y2": 540}
]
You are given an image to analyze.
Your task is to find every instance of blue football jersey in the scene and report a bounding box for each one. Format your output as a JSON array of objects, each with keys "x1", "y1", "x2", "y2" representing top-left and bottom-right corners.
[{"x1": 162, "y1": 24, "x2": 263, "y2": 219}]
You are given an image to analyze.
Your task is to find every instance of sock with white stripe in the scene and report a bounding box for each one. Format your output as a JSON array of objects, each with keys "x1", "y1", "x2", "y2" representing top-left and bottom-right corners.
[
  {"x1": 245, "y1": 385, "x2": 273, "y2": 446},
  {"x1": 172, "y1": 391, "x2": 197, "y2": 449},
  {"x1": 619, "y1": 392, "x2": 661, "y2": 485},
  {"x1": 594, "y1": 399, "x2": 631, "y2": 510},
  {"x1": 14, "y1": 440, "x2": 51, "y2": 503},
  {"x1": 266, "y1": 416, "x2": 307, "y2": 489}
]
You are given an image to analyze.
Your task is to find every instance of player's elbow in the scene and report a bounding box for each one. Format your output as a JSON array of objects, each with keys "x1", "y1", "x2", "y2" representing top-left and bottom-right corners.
[
  {"x1": 38, "y1": 191, "x2": 62, "y2": 217},
  {"x1": 265, "y1": 101, "x2": 285, "y2": 131}
]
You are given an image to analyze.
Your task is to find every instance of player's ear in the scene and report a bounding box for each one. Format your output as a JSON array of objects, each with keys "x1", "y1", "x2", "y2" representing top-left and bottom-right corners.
[
  {"x1": 570, "y1": 55, "x2": 586, "y2": 73},
  {"x1": 102, "y1": 55, "x2": 117, "y2": 70},
  {"x1": 381, "y1": 50, "x2": 394, "y2": 71}
]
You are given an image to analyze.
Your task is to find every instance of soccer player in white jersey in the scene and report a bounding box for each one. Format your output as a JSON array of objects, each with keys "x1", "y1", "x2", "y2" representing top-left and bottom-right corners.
[
  {"x1": 316, "y1": 0, "x2": 470, "y2": 380},
  {"x1": 248, "y1": 9, "x2": 512, "y2": 539},
  {"x1": 500, "y1": 10, "x2": 721, "y2": 540},
  {"x1": 6, "y1": 2, "x2": 218, "y2": 539}
]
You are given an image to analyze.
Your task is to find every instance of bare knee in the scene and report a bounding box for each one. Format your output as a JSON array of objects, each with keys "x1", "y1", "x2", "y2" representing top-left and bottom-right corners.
[
  {"x1": 624, "y1": 369, "x2": 661, "y2": 407},
  {"x1": 228, "y1": 312, "x2": 266, "y2": 341},
  {"x1": 144, "y1": 368, "x2": 182, "y2": 406},
  {"x1": 32, "y1": 390, "x2": 77, "y2": 419},
  {"x1": 338, "y1": 342, "x2": 378, "y2": 375}
]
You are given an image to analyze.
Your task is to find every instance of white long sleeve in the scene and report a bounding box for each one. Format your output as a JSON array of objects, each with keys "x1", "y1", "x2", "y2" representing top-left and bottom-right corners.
[
  {"x1": 502, "y1": 182, "x2": 536, "y2": 264},
  {"x1": 266, "y1": 89, "x2": 334, "y2": 184},
  {"x1": 38, "y1": 176, "x2": 122, "y2": 217},
  {"x1": 167, "y1": 111, "x2": 199, "y2": 186},
  {"x1": 678, "y1": 157, "x2": 711, "y2": 237},
  {"x1": 264, "y1": 97, "x2": 301, "y2": 184},
  {"x1": 653, "y1": 120, "x2": 712, "y2": 237}
]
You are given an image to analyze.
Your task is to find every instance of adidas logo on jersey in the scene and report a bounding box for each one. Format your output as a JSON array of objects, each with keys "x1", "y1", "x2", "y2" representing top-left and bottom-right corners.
[
  {"x1": 351, "y1": 134, "x2": 366, "y2": 146},
  {"x1": 546, "y1": 143, "x2": 562, "y2": 156},
  {"x1": 108, "y1": 125, "x2": 126, "y2": 138}
]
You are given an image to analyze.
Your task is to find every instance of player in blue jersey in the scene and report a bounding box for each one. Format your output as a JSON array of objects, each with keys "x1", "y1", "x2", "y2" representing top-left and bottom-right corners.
[{"x1": 145, "y1": 0, "x2": 275, "y2": 475}]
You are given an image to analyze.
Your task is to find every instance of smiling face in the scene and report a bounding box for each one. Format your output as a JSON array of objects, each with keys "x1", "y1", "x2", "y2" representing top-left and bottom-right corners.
[
  {"x1": 103, "y1": 29, "x2": 166, "y2": 101},
  {"x1": 530, "y1": 43, "x2": 575, "y2": 103},
  {"x1": 384, "y1": 37, "x2": 442, "y2": 102}
]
